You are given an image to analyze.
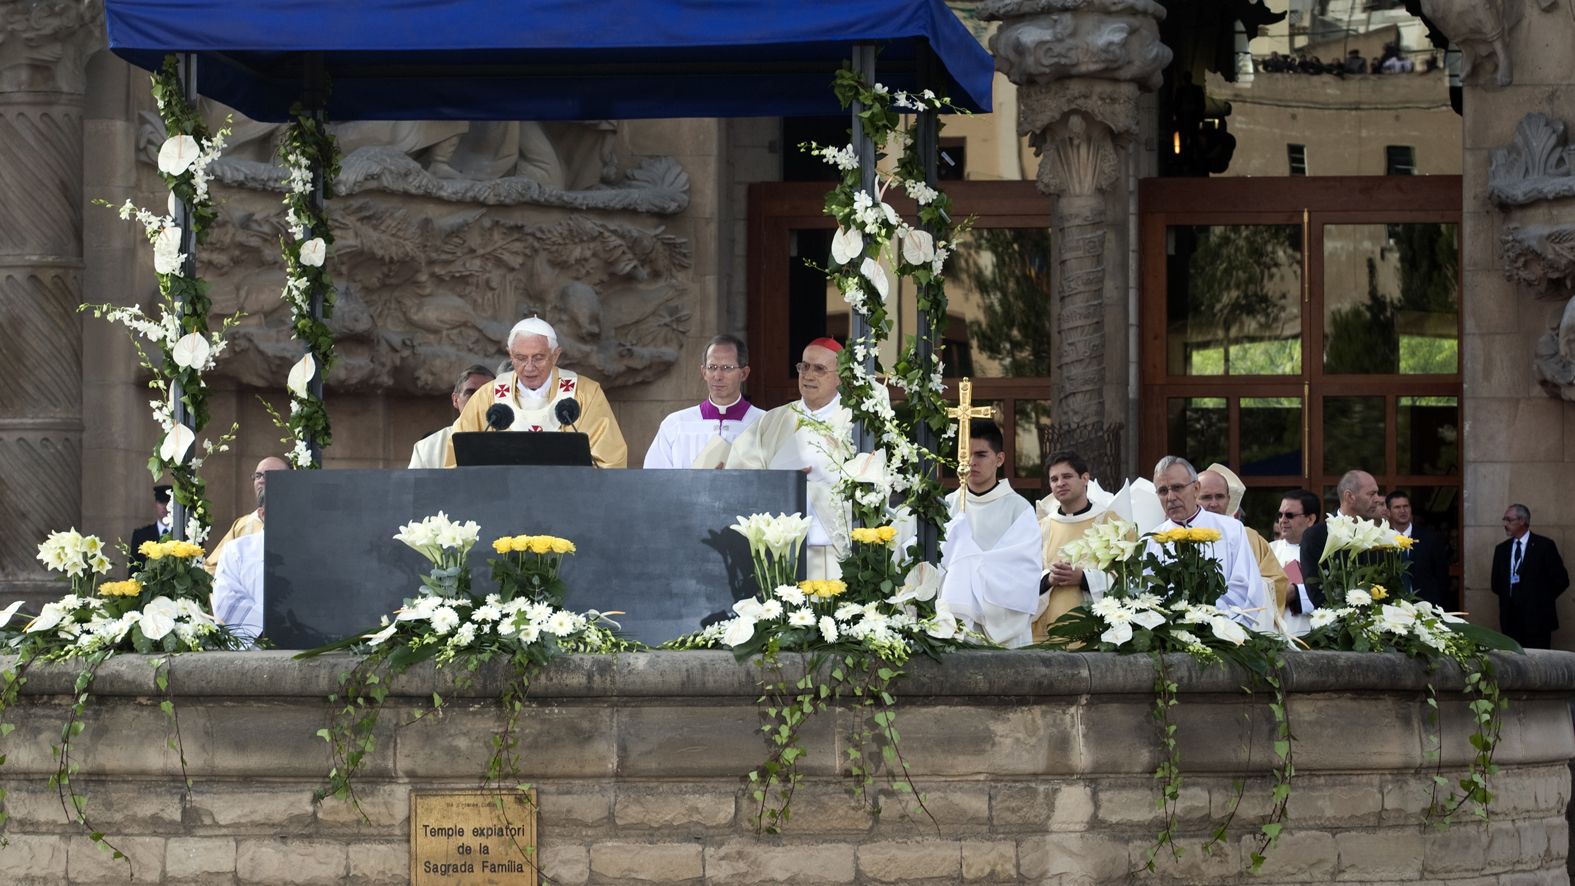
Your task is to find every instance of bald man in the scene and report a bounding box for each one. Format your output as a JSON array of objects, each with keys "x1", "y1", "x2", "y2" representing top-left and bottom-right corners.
[
  {"x1": 1298, "y1": 469, "x2": 1383, "y2": 609},
  {"x1": 205, "y1": 455, "x2": 288, "y2": 574},
  {"x1": 1200, "y1": 465, "x2": 1289, "y2": 631}
]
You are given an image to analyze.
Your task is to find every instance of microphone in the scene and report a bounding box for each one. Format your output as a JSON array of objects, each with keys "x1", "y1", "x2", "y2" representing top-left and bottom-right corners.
[
  {"x1": 485, "y1": 403, "x2": 514, "y2": 431},
  {"x1": 554, "y1": 397, "x2": 581, "y2": 431}
]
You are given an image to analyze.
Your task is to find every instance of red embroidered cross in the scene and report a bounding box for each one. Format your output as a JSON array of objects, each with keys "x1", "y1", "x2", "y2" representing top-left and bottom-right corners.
[
  {"x1": 559, "y1": 378, "x2": 575, "y2": 393},
  {"x1": 528, "y1": 425, "x2": 543, "y2": 432},
  {"x1": 492, "y1": 382, "x2": 511, "y2": 399}
]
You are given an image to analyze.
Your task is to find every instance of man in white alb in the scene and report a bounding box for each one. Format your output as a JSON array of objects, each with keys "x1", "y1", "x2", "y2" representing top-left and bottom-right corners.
[
  {"x1": 940, "y1": 420, "x2": 1044, "y2": 648},
  {"x1": 643, "y1": 334, "x2": 764, "y2": 469},
  {"x1": 1147, "y1": 456, "x2": 1266, "y2": 624},
  {"x1": 408, "y1": 363, "x2": 494, "y2": 469},
  {"x1": 725, "y1": 337, "x2": 852, "y2": 578},
  {"x1": 212, "y1": 488, "x2": 266, "y2": 648}
]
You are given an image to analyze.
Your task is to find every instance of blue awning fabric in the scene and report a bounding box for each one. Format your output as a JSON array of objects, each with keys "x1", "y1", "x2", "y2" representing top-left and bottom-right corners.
[{"x1": 104, "y1": 0, "x2": 993, "y2": 122}]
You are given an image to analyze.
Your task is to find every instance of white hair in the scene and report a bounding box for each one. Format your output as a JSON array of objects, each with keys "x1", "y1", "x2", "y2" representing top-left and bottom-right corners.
[
  {"x1": 507, "y1": 315, "x2": 558, "y2": 350},
  {"x1": 1152, "y1": 455, "x2": 1197, "y2": 481}
]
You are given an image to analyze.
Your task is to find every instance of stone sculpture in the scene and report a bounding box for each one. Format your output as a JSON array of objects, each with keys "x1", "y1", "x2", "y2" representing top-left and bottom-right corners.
[{"x1": 1418, "y1": 0, "x2": 1562, "y2": 88}]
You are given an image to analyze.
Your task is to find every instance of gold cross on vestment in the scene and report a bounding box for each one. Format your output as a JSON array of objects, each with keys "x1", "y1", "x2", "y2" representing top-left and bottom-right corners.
[{"x1": 946, "y1": 378, "x2": 993, "y2": 512}]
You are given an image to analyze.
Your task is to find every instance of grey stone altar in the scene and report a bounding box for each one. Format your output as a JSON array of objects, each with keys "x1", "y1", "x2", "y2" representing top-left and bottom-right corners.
[{"x1": 0, "y1": 649, "x2": 1571, "y2": 883}]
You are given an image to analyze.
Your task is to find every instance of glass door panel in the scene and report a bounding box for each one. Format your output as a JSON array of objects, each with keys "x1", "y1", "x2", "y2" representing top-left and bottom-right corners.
[
  {"x1": 1396, "y1": 396, "x2": 1459, "y2": 476},
  {"x1": 1322, "y1": 223, "x2": 1459, "y2": 375},
  {"x1": 1165, "y1": 224, "x2": 1303, "y2": 376},
  {"x1": 1321, "y1": 395, "x2": 1386, "y2": 475},
  {"x1": 1166, "y1": 397, "x2": 1228, "y2": 468},
  {"x1": 1240, "y1": 396, "x2": 1303, "y2": 476}
]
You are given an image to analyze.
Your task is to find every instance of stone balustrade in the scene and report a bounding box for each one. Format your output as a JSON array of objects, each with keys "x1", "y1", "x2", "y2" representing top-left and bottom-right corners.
[{"x1": 0, "y1": 649, "x2": 1571, "y2": 884}]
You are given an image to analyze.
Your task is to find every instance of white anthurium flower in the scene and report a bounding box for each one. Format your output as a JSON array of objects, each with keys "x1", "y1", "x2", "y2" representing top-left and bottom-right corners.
[
  {"x1": 159, "y1": 424, "x2": 196, "y2": 464},
  {"x1": 722, "y1": 617, "x2": 756, "y2": 647},
  {"x1": 157, "y1": 134, "x2": 201, "y2": 176},
  {"x1": 171, "y1": 332, "x2": 211, "y2": 370},
  {"x1": 1131, "y1": 609, "x2": 1167, "y2": 631},
  {"x1": 890, "y1": 561, "x2": 941, "y2": 605},
  {"x1": 925, "y1": 604, "x2": 957, "y2": 640},
  {"x1": 364, "y1": 622, "x2": 399, "y2": 646},
  {"x1": 140, "y1": 597, "x2": 180, "y2": 641},
  {"x1": 1100, "y1": 621, "x2": 1133, "y2": 647},
  {"x1": 900, "y1": 227, "x2": 935, "y2": 266},
  {"x1": 153, "y1": 226, "x2": 184, "y2": 275},
  {"x1": 0, "y1": 599, "x2": 25, "y2": 626},
  {"x1": 1208, "y1": 616, "x2": 1248, "y2": 646},
  {"x1": 859, "y1": 257, "x2": 889, "y2": 302},
  {"x1": 830, "y1": 227, "x2": 863, "y2": 266},
  {"x1": 733, "y1": 598, "x2": 766, "y2": 620},
  {"x1": 298, "y1": 237, "x2": 327, "y2": 268},
  {"x1": 286, "y1": 352, "x2": 316, "y2": 399},
  {"x1": 26, "y1": 602, "x2": 67, "y2": 634}
]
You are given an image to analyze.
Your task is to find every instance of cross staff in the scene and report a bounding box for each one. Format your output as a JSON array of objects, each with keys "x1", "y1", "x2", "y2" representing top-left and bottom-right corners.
[{"x1": 945, "y1": 378, "x2": 993, "y2": 512}]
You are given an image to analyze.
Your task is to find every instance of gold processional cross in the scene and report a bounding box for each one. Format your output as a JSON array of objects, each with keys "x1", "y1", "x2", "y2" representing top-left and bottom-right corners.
[{"x1": 945, "y1": 377, "x2": 993, "y2": 512}]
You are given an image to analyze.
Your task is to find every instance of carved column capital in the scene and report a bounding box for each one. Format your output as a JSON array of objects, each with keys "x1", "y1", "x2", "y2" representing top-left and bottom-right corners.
[
  {"x1": 0, "y1": 0, "x2": 104, "y2": 94},
  {"x1": 979, "y1": 0, "x2": 1170, "y2": 91}
]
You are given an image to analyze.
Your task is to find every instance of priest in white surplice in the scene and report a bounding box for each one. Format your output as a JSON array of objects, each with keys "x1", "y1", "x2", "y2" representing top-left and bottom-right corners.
[
  {"x1": 940, "y1": 420, "x2": 1044, "y2": 648},
  {"x1": 409, "y1": 363, "x2": 494, "y2": 469},
  {"x1": 725, "y1": 338, "x2": 852, "y2": 578},
  {"x1": 1146, "y1": 456, "x2": 1267, "y2": 624},
  {"x1": 643, "y1": 334, "x2": 764, "y2": 470}
]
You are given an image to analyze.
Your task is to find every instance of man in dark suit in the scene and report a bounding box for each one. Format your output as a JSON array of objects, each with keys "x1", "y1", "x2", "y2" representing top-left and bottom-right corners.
[
  {"x1": 128, "y1": 484, "x2": 172, "y2": 576},
  {"x1": 1386, "y1": 490, "x2": 1453, "y2": 610},
  {"x1": 1491, "y1": 503, "x2": 1569, "y2": 649},
  {"x1": 1298, "y1": 469, "x2": 1383, "y2": 608}
]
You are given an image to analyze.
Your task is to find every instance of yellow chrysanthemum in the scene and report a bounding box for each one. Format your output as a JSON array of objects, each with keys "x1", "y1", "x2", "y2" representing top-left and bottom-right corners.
[
  {"x1": 549, "y1": 538, "x2": 575, "y2": 554},
  {"x1": 1186, "y1": 528, "x2": 1222, "y2": 543},
  {"x1": 876, "y1": 525, "x2": 897, "y2": 543},
  {"x1": 98, "y1": 579, "x2": 142, "y2": 598},
  {"x1": 1393, "y1": 535, "x2": 1415, "y2": 550},
  {"x1": 1151, "y1": 528, "x2": 1186, "y2": 545},
  {"x1": 799, "y1": 579, "x2": 847, "y2": 599},
  {"x1": 491, "y1": 537, "x2": 513, "y2": 555},
  {"x1": 1370, "y1": 584, "x2": 1388, "y2": 601}
]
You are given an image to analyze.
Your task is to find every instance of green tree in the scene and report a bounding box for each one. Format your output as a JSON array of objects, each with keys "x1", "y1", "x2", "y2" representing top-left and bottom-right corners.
[
  {"x1": 1187, "y1": 224, "x2": 1299, "y2": 374},
  {"x1": 950, "y1": 228, "x2": 1054, "y2": 377}
]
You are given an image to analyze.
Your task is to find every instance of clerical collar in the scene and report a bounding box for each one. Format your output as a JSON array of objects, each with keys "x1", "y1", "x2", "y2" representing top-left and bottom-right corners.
[
  {"x1": 519, "y1": 375, "x2": 552, "y2": 400},
  {"x1": 1059, "y1": 500, "x2": 1093, "y2": 517},
  {"x1": 1179, "y1": 507, "x2": 1203, "y2": 527},
  {"x1": 968, "y1": 480, "x2": 1002, "y2": 498},
  {"x1": 802, "y1": 394, "x2": 841, "y2": 418},
  {"x1": 699, "y1": 398, "x2": 751, "y2": 422}
]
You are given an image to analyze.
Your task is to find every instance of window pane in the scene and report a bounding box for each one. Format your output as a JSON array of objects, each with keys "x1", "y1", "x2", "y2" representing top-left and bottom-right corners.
[
  {"x1": 1322, "y1": 223, "x2": 1458, "y2": 375},
  {"x1": 930, "y1": 227, "x2": 1054, "y2": 378},
  {"x1": 1240, "y1": 396, "x2": 1303, "y2": 477},
  {"x1": 1165, "y1": 225, "x2": 1302, "y2": 376},
  {"x1": 1322, "y1": 395, "x2": 1386, "y2": 475},
  {"x1": 1396, "y1": 396, "x2": 1459, "y2": 476},
  {"x1": 1014, "y1": 400, "x2": 1053, "y2": 479},
  {"x1": 1167, "y1": 398, "x2": 1228, "y2": 469}
]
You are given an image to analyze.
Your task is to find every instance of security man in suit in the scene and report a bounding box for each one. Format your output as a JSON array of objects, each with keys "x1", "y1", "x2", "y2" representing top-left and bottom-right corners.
[
  {"x1": 1491, "y1": 503, "x2": 1570, "y2": 649},
  {"x1": 127, "y1": 484, "x2": 172, "y2": 575},
  {"x1": 1386, "y1": 490, "x2": 1453, "y2": 609}
]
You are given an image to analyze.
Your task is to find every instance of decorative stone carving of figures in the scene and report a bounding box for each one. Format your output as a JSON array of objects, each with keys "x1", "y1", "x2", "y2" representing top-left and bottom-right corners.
[
  {"x1": 0, "y1": 0, "x2": 102, "y2": 93},
  {"x1": 1418, "y1": 0, "x2": 1561, "y2": 87},
  {"x1": 544, "y1": 281, "x2": 682, "y2": 385},
  {"x1": 1535, "y1": 296, "x2": 1575, "y2": 401}
]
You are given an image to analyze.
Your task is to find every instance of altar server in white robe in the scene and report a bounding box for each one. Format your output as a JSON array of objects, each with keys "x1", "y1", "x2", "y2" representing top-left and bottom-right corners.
[
  {"x1": 409, "y1": 364, "x2": 494, "y2": 469},
  {"x1": 1146, "y1": 456, "x2": 1267, "y2": 625},
  {"x1": 725, "y1": 338, "x2": 852, "y2": 578},
  {"x1": 644, "y1": 334, "x2": 764, "y2": 469},
  {"x1": 940, "y1": 420, "x2": 1045, "y2": 648}
]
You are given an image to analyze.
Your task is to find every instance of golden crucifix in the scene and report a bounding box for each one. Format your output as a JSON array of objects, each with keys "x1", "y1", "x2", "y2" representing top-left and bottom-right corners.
[{"x1": 945, "y1": 377, "x2": 993, "y2": 512}]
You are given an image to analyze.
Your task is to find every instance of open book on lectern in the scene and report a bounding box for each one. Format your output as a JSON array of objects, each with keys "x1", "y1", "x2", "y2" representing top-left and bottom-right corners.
[{"x1": 451, "y1": 431, "x2": 594, "y2": 467}]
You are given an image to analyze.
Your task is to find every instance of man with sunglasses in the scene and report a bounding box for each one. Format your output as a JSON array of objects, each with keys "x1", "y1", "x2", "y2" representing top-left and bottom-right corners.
[
  {"x1": 726, "y1": 338, "x2": 851, "y2": 578},
  {"x1": 643, "y1": 334, "x2": 763, "y2": 469},
  {"x1": 1268, "y1": 489, "x2": 1321, "y2": 634}
]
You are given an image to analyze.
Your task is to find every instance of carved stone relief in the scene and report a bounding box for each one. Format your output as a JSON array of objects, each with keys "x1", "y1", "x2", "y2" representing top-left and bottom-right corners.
[
  {"x1": 198, "y1": 193, "x2": 692, "y2": 395},
  {"x1": 1489, "y1": 113, "x2": 1575, "y2": 207},
  {"x1": 981, "y1": 0, "x2": 1170, "y2": 91},
  {"x1": 0, "y1": 0, "x2": 103, "y2": 93},
  {"x1": 1417, "y1": 0, "x2": 1562, "y2": 88},
  {"x1": 1534, "y1": 295, "x2": 1575, "y2": 402}
]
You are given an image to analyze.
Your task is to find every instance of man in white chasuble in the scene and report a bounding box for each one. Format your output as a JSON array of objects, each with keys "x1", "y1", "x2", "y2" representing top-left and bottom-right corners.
[
  {"x1": 1147, "y1": 456, "x2": 1266, "y2": 624},
  {"x1": 725, "y1": 338, "x2": 852, "y2": 578},
  {"x1": 939, "y1": 421, "x2": 1044, "y2": 648},
  {"x1": 444, "y1": 316, "x2": 628, "y2": 468},
  {"x1": 643, "y1": 334, "x2": 763, "y2": 470},
  {"x1": 1033, "y1": 451, "x2": 1127, "y2": 641}
]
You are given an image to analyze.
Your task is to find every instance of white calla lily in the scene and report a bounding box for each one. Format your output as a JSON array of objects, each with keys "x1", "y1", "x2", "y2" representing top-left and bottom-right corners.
[
  {"x1": 156, "y1": 135, "x2": 200, "y2": 176},
  {"x1": 0, "y1": 599, "x2": 25, "y2": 626},
  {"x1": 153, "y1": 225, "x2": 184, "y2": 275},
  {"x1": 299, "y1": 237, "x2": 327, "y2": 268},
  {"x1": 830, "y1": 227, "x2": 863, "y2": 265},
  {"x1": 159, "y1": 424, "x2": 196, "y2": 464},
  {"x1": 287, "y1": 353, "x2": 316, "y2": 398},
  {"x1": 171, "y1": 332, "x2": 211, "y2": 370}
]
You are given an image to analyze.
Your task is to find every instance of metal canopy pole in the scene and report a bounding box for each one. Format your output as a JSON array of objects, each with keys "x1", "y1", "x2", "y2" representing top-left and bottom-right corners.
[
  {"x1": 170, "y1": 51, "x2": 198, "y2": 541},
  {"x1": 914, "y1": 44, "x2": 941, "y2": 564},
  {"x1": 304, "y1": 52, "x2": 328, "y2": 467},
  {"x1": 848, "y1": 43, "x2": 878, "y2": 455}
]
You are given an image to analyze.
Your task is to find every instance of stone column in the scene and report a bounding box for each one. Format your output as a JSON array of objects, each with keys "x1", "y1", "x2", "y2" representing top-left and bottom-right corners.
[
  {"x1": 0, "y1": 1, "x2": 103, "y2": 605},
  {"x1": 979, "y1": 0, "x2": 1169, "y2": 429}
]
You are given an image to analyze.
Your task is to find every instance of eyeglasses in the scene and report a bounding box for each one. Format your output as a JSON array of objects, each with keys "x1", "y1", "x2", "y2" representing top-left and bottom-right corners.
[
  {"x1": 795, "y1": 361, "x2": 835, "y2": 377},
  {"x1": 701, "y1": 363, "x2": 742, "y2": 374},
  {"x1": 1153, "y1": 483, "x2": 1194, "y2": 497},
  {"x1": 511, "y1": 354, "x2": 552, "y2": 368},
  {"x1": 1277, "y1": 511, "x2": 1306, "y2": 520},
  {"x1": 252, "y1": 471, "x2": 267, "y2": 480}
]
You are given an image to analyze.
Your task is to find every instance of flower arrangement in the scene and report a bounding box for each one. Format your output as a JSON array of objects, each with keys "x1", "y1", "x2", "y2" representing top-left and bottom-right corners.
[
  {"x1": 304, "y1": 514, "x2": 625, "y2": 826},
  {"x1": 262, "y1": 101, "x2": 341, "y2": 468},
  {"x1": 729, "y1": 512, "x2": 814, "y2": 593},
  {"x1": 86, "y1": 54, "x2": 241, "y2": 545},
  {"x1": 0, "y1": 529, "x2": 241, "y2": 863}
]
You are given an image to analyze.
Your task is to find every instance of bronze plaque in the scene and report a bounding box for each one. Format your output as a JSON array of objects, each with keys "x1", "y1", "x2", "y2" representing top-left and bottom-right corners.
[{"x1": 410, "y1": 790, "x2": 538, "y2": 885}]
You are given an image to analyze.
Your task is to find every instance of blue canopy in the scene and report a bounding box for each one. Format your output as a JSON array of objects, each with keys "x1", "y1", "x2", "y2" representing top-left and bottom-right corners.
[{"x1": 104, "y1": 0, "x2": 993, "y2": 122}]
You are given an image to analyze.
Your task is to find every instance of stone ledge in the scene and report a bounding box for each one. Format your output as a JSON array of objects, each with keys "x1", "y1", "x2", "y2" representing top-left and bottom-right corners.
[{"x1": 9, "y1": 649, "x2": 1575, "y2": 701}]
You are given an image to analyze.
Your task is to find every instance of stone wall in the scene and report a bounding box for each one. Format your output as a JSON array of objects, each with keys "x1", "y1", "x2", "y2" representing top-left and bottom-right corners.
[
  {"x1": 0, "y1": 650, "x2": 1571, "y2": 884},
  {"x1": 1457, "y1": 2, "x2": 1575, "y2": 645}
]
